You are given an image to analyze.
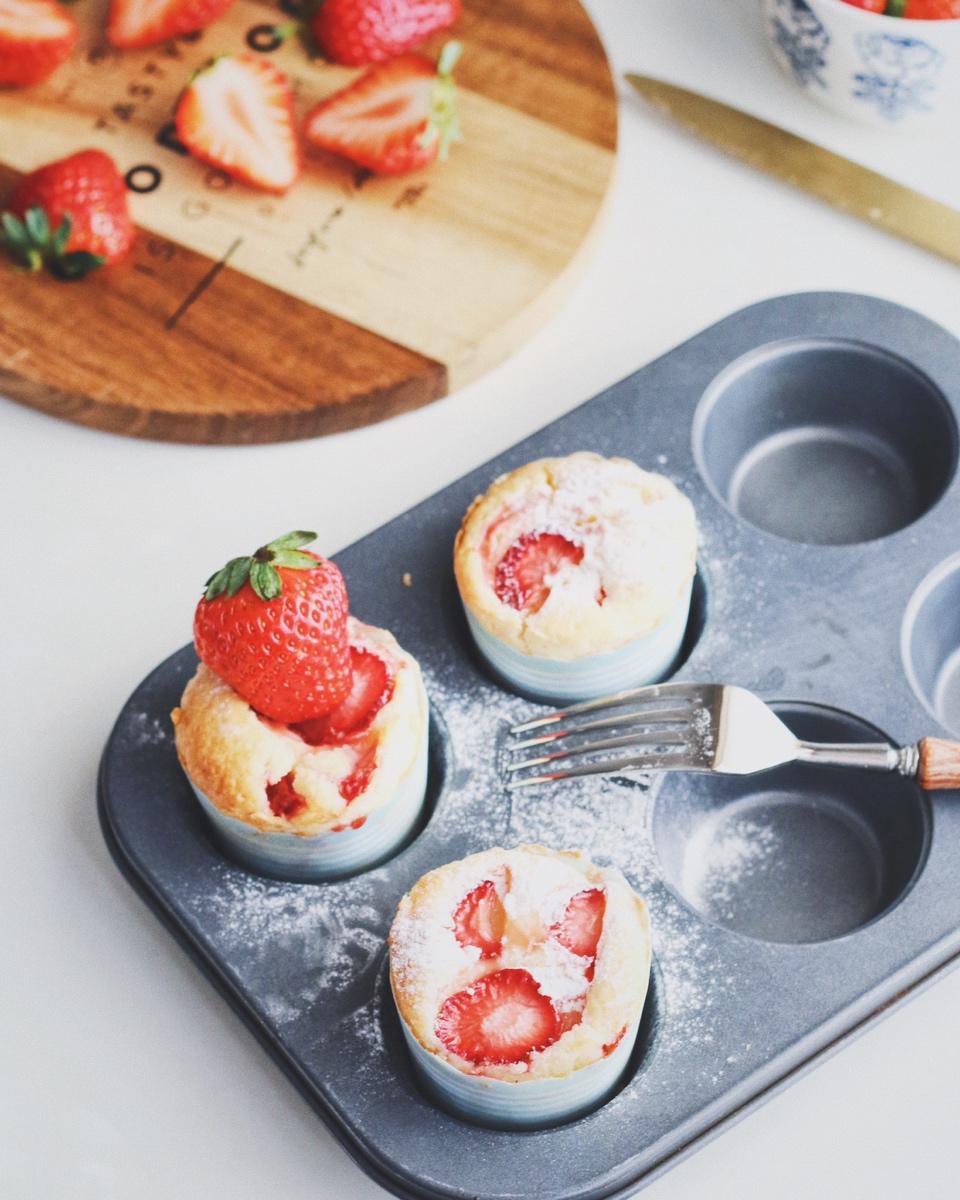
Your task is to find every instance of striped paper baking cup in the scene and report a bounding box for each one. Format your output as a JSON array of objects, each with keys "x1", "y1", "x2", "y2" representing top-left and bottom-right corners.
[
  {"x1": 189, "y1": 731, "x2": 428, "y2": 881},
  {"x1": 465, "y1": 580, "x2": 693, "y2": 704},
  {"x1": 394, "y1": 995, "x2": 640, "y2": 1130}
]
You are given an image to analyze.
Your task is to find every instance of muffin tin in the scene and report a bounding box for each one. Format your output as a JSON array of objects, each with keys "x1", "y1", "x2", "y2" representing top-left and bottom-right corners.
[{"x1": 99, "y1": 292, "x2": 960, "y2": 1200}]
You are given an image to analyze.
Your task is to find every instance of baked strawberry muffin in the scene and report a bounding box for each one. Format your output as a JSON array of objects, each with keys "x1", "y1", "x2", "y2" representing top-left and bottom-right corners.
[
  {"x1": 172, "y1": 531, "x2": 429, "y2": 880},
  {"x1": 389, "y1": 845, "x2": 652, "y2": 1128},
  {"x1": 454, "y1": 452, "x2": 697, "y2": 702}
]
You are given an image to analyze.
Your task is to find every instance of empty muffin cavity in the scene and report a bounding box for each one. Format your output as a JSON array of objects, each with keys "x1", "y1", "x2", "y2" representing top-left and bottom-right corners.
[
  {"x1": 652, "y1": 704, "x2": 930, "y2": 943},
  {"x1": 694, "y1": 339, "x2": 957, "y2": 545},
  {"x1": 902, "y1": 553, "x2": 960, "y2": 739}
]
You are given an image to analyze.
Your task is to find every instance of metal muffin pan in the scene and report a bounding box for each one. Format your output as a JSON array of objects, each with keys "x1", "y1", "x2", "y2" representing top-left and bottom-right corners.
[{"x1": 99, "y1": 292, "x2": 960, "y2": 1200}]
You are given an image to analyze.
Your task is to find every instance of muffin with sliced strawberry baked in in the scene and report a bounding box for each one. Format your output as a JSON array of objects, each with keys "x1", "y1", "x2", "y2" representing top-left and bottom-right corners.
[
  {"x1": 454, "y1": 452, "x2": 698, "y2": 703},
  {"x1": 389, "y1": 845, "x2": 651, "y2": 1128},
  {"x1": 172, "y1": 530, "x2": 428, "y2": 881}
]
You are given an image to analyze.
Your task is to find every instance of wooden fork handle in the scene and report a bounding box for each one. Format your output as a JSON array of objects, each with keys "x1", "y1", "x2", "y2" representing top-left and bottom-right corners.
[{"x1": 918, "y1": 738, "x2": 960, "y2": 790}]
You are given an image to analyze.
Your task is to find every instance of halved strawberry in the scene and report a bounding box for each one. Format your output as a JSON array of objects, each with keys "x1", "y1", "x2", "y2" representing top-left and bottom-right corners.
[
  {"x1": 551, "y1": 889, "x2": 605, "y2": 960},
  {"x1": 303, "y1": 42, "x2": 461, "y2": 177},
  {"x1": 107, "y1": 0, "x2": 235, "y2": 48},
  {"x1": 452, "y1": 878, "x2": 506, "y2": 959},
  {"x1": 175, "y1": 54, "x2": 301, "y2": 193},
  {"x1": 493, "y1": 532, "x2": 584, "y2": 613},
  {"x1": 294, "y1": 647, "x2": 394, "y2": 745},
  {"x1": 435, "y1": 968, "x2": 560, "y2": 1065},
  {"x1": 313, "y1": 0, "x2": 461, "y2": 66},
  {"x1": 0, "y1": 0, "x2": 77, "y2": 87}
]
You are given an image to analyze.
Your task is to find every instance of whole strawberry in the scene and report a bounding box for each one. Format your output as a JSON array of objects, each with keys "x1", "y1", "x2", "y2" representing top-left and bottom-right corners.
[
  {"x1": 2, "y1": 149, "x2": 135, "y2": 278},
  {"x1": 0, "y1": 0, "x2": 78, "y2": 88},
  {"x1": 304, "y1": 42, "x2": 462, "y2": 177},
  {"x1": 193, "y1": 531, "x2": 352, "y2": 724},
  {"x1": 313, "y1": 0, "x2": 461, "y2": 66}
]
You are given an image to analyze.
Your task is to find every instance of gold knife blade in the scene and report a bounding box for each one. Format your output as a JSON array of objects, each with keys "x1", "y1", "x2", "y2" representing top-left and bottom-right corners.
[{"x1": 625, "y1": 73, "x2": 960, "y2": 268}]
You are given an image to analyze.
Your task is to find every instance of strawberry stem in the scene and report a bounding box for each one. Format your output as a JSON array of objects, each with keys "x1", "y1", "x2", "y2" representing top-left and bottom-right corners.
[
  {"x1": 885, "y1": 0, "x2": 907, "y2": 11},
  {"x1": 203, "y1": 530, "x2": 319, "y2": 601},
  {"x1": 424, "y1": 41, "x2": 463, "y2": 162}
]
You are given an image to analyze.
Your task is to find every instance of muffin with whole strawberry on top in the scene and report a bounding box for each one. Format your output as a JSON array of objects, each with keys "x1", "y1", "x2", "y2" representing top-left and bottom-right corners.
[
  {"x1": 172, "y1": 530, "x2": 428, "y2": 881},
  {"x1": 389, "y1": 845, "x2": 652, "y2": 1128},
  {"x1": 454, "y1": 452, "x2": 698, "y2": 703}
]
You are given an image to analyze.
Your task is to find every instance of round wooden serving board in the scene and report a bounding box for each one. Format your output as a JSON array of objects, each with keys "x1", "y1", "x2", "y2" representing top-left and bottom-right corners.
[{"x1": 0, "y1": 0, "x2": 617, "y2": 443}]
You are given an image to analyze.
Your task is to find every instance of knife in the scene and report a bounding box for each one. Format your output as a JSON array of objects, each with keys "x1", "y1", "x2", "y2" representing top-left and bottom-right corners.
[{"x1": 625, "y1": 74, "x2": 960, "y2": 268}]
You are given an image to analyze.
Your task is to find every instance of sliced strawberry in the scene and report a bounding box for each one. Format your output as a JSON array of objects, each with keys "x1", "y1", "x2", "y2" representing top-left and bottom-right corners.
[
  {"x1": 294, "y1": 647, "x2": 394, "y2": 745},
  {"x1": 435, "y1": 968, "x2": 560, "y2": 1066},
  {"x1": 551, "y1": 889, "x2": 605, "y2": 960},
  {"x1": 107, "y1": 0, "x2": 234, "y2": 48},
  {"x1": 0, "y1": 0, "x2": 77, "y2": 87},
  {"x1": 839, "y1": 0, "x2": 885, "y2": 9},
  {"x1": 266, "y1": 771, "x2": 307, "y2": 819},
  {"x1": 303, "y1": 42, "x2": 461, "y2": 177},
  {"x1": 452, "y1": 878, "x2": 506, "y2": 959},
  {"x1": 175, "y1": 54, "x2": 301, "y2": 194},
  {"x1": 493, "y1": 532, "x2": 584, "y2": 613}
]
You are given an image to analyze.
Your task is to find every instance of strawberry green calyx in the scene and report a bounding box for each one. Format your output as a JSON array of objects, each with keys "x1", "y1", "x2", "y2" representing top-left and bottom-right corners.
[
  {"x1": 421, "y1": 40, "x2": 463, "y2": 161},
  {"x1": 204, "y1": 530, "x2": 320, "y2": 602},
  {"x1": 0, "y1": 207, "x2": 105, "y2": 280},
  {"x1": 885, "y1": 0, "x2": 907, "y2": 13}
]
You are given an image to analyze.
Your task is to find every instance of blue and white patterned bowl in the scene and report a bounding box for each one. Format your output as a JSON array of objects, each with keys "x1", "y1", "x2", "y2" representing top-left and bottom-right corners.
[
  {"x1": 189, "y1": 731, "x2": 428, "y2": 882},
  {"x1": 465, "y1": 580, "x2": 693, "y2": 705},
  {"x1": 395, "y1": 1003, "x2": 641, "y2": 1130},
  {"x1": 761, "y1": 0, "x2": 960, "y2": 130}
]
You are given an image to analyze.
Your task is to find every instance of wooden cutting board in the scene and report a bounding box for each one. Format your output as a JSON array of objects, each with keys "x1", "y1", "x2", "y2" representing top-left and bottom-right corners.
[{"x1": 0, "y1": 0, "x2": 616, "y2": 443}]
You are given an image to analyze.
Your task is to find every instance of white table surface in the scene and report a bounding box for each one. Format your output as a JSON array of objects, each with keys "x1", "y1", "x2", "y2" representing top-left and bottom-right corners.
[{"x1": 5, "y1": 0, "x2": 960, "y2": 1196}]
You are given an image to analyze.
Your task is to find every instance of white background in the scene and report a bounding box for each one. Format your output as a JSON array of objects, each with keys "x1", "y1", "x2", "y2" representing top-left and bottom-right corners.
[{"x1": 4, "y1": 0, "x2": 960, "y2": 1196}]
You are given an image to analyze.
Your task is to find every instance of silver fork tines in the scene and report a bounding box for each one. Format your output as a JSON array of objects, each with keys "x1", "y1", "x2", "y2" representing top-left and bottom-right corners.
[{"x1": 504, "y1": 682, "x2": 722, "y2": 790}]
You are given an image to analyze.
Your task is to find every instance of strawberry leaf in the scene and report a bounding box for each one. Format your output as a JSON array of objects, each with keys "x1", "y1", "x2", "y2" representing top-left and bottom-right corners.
[
  {"x1": 50, "y1": 214, "x2": 72, "y2": 257},
  {"x1": 49, "y1": 250, "x2": 106, "y2": 280},
  {"x1": 1, "y1": 212, "x2": 30, "y2": 251},
  {"x1": 267, "y1": 530, "x2": 317, "y2": 551},
  {"x1": 224, "y1": 555, "x2": 252, "y2": 595},
  {"x1": 272, "y1": 549, "x2": 318, "y2": 570},
  {"x1": 250, "y1": 561, "x2": 282, "y2": 600},
  {"x1": 24, "y1": 206, "x2": 49, "y2": 246}
]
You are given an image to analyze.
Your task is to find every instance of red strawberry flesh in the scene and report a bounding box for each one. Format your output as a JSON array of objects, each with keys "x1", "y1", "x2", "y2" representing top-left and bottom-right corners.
[
  {"x1": 304, "y1": 47, "x2": 460, "y2": 177},
  {"x1": 435, "y1": 968, "x2": 560, "y2": 1065},
  {"x1": 452, "y1": 879, "x2": 506, "y2": 959},
  {"x1": 338, "y1": 741, "x2": 378, "y2": 802},
  {"x1": 107, "y1": 0, "x2": 235, "y2": 48},
  {"x1": 552, "y1": 888, "x2": 606, "y2": 960},
  {"x1": 0, "y1": 0, "x2": 78, "y2": 87},
  {"x1": 176, "y1": 54, "x2": 301, "y2": 193},
  {"x1": 493, "y1": 532, "x2": 584, "y2": 613},
  {"x1": 266, "y1": 771, "x2": 307, "y2": 819},
  {"x1": 293, "y1": 647, "x2": 394, "y2": 745}
]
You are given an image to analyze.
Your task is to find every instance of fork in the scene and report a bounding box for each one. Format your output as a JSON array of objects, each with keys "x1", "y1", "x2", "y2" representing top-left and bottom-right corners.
[{"x1": 503, "y1": 682, "x2": 960, "y2": 791}]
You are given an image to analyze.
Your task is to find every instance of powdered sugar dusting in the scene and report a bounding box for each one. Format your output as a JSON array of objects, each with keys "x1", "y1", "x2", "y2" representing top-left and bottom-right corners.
[{"x1": 682, "y1": 814, "x2": 781, "y2": 923}]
